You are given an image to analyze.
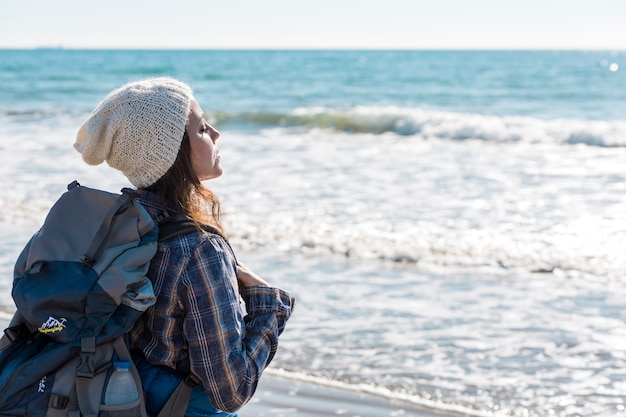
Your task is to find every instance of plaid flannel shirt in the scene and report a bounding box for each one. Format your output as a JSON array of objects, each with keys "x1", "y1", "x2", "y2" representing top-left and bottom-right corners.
[{"x1": 129, "y1": 191, "x2": 295, "y2": 413}]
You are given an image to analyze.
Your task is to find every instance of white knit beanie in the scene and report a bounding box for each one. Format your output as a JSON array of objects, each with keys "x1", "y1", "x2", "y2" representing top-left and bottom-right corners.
[{"x1": 75, "y1": 77, "x2": 193, "y2": 188}]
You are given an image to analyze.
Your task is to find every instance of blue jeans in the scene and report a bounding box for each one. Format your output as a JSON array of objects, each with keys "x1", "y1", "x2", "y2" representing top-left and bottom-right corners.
[{"x1": 132, "y1": 354, "x2": 238, "y2": 417}]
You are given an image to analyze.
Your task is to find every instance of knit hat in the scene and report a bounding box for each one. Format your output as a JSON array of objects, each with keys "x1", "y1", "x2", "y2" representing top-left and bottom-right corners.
[{"x1": 75, "y1": 77, "x2": 193, "y2": 188}]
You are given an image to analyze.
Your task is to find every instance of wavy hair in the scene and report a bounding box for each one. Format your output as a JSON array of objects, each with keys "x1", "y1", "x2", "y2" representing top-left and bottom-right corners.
[{"x1": 143, "y1": 130, "x2": 224, "y2": 234}]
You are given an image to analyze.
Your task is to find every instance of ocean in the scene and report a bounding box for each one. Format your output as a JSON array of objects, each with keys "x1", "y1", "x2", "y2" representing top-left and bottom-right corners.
[{"x1": 1, "y1": 49, "x2": 625, "y2": 417}]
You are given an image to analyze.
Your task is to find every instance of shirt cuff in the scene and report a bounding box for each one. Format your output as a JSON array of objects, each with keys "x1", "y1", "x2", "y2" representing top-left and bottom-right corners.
[{"x1": 240, "y1": 286, "x2": 295, "y2": 316}]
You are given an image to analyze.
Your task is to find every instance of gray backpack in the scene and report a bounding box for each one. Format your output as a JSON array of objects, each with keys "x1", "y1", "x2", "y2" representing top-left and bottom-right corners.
[{"x1": 0, "y1": 181, "x2": 197, "y2": 417}]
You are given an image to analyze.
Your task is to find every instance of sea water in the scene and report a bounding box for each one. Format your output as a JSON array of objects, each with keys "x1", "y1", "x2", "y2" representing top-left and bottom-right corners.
[{"x1": 1, "y1": 49, "x2": 625, "y2": 417}]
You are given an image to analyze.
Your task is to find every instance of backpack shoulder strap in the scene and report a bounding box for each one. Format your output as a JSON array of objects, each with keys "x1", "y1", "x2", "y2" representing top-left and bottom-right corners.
[
  {"x1": 158, "y1": 217, "x2": 225, "y2": 241},
  {"x1": 155, "y1": 373, "x2": 201, "y2": 417},
  {"x1": 158, "y1": 217, "x2": 237, "y2": 264}
]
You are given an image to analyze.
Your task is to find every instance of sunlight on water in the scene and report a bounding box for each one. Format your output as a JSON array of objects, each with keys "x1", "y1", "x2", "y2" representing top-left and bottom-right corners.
[
  {"x1": 4, "y1": 123, "x2": 623, "y2": 415},
  {"x1": 243, "y1": 251, "x2": 626, "y2": 417},
  {"x1": 2, "y1": 50, "x2": 626, "y2": 417}
]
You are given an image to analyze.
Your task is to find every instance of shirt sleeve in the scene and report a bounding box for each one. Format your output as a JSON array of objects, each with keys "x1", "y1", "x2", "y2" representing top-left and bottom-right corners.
[{"x1": 180, "y1": 235, "x2": 295, "y2": 413}]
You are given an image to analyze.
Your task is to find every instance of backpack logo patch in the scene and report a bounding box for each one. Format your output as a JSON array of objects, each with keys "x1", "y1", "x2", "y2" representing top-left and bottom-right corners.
[{"x1": 38, "y1": 316, "x2": 67, "y2": 334}]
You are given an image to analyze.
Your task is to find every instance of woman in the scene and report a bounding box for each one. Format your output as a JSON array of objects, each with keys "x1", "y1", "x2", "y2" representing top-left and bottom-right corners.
[{"x1": 74, "y1": 77, "x2": 296, "y2": 416}]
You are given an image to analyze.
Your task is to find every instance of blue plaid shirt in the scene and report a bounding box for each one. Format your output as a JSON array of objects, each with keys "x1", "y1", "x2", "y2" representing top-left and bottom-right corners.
[{"x1": 129, "y1": 191, "x2": 295, "y2": 413}]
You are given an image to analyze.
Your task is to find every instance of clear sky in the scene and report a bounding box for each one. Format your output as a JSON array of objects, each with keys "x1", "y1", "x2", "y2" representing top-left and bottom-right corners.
[{"x1": 1, "y1": 0, "x2": 625, "y2": 50}]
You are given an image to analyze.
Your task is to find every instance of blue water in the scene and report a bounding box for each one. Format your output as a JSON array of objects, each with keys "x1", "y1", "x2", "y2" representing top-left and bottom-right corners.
[
  {"x1": 1, "y1": 49, "x2": 626, "y2": 417},
  {"x1": 2, "y1": 49, "x2": 626, "y2": 121}
]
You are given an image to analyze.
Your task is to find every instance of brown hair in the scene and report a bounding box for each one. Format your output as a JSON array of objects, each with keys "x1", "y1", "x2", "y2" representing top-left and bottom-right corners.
[{"x1": 143, "y1": 131, "x2": 224, "y2": 234}]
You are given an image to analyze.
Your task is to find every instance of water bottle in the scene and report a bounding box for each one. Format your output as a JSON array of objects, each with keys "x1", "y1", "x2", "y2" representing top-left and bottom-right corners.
[{"x1": 104, "y1": 360, "x2": 139, "y2": 405}]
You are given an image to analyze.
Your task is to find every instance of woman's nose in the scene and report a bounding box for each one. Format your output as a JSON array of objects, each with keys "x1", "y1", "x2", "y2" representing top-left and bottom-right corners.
[{"x1": 208, "y1": 124, "x2": 220, "y2": 142}]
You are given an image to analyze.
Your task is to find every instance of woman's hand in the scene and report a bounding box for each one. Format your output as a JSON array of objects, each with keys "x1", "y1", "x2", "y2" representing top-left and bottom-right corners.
[{"x1": 237, "y1": 261, "x2": 270, "y2": 288}]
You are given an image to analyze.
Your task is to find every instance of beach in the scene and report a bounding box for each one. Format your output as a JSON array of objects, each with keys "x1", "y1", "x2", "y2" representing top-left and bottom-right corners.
[
  {"x1": 0, "y1": 314, "x2": 457, "y2": 417},
  {"x1": 1, "y1": 49, "x2": 626, "y2": 416},
  {"x1": 243, "y1": 372, "x2": 461, "y2": 417},
  {"x1": 0, "y1": 312, "x2": 452, "y2": 417}
]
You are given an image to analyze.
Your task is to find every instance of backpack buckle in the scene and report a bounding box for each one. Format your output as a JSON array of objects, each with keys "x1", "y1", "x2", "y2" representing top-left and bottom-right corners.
[
  {"x1": 76, "y1": 337, "x2": 96, "y2": 378},
  {"x1": 48, "y1": 393, "x2": 69, "y2": 409},
  {"x1": 3, "y1": 324, "x2": 32, "y2": 343},
  {"x1": 76, "y1": 352, "x2": 95, "y2": 378},
  {"x1": 183, "y1": 373, "x2": 201, "y2": 388}
]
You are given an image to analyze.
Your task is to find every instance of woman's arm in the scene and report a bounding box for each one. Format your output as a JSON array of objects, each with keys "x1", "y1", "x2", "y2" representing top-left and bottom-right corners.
[
  {"x1": 181, "y1": 235, "x2": 295, "y2": 413},
  {"x1": 236, "y1": 261, "x2": 270, "y2": 287}
]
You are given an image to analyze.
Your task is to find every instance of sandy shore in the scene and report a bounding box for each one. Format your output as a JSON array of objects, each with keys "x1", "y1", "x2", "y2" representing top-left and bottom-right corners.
[
  {"x1": 242, "y1": 372, "x2": 457, "y2": 417},
  {"x1": 0, "y1": 317, "x2": 458, "y2": 417}
]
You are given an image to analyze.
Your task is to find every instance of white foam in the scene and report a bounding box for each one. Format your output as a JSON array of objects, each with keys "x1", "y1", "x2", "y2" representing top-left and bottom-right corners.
[
  {"x1": 2, "y1": 115, "x2": 626, "y2": 416},
  {"x1": 286, "y1": 105, "x2": 626, "y2": 147}
]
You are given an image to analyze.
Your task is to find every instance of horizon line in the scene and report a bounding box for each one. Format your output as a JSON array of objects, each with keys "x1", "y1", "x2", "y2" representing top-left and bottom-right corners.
[{"x1": 0, "y1": 46, "x2": 624, "y2": 52}]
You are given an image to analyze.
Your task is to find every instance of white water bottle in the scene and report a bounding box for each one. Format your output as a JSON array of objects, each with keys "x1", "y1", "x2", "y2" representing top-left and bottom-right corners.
[{"x1": 104, "y1": 361, "x2": 139, "y2": 405}]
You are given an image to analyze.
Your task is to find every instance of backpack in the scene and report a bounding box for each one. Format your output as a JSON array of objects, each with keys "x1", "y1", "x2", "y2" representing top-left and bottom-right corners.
[{"x1": 0, "y1": 181, "x2": 199, "y2": 417}]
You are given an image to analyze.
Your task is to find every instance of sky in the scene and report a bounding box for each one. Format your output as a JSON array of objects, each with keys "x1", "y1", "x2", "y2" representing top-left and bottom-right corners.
[{"x1": 1, "y1": 0, "x2": 625, "y2": 50}]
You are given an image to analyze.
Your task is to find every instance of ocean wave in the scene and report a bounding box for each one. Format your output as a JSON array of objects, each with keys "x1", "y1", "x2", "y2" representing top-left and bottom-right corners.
[
  {"x1": 0, "y1": 109, "x2": 61, "y2": 118},
  {"x1": 3, "y1": 105, "x2": 625, "y2": 148},
  {"x1": 212, "y1": 106, "x2": 626, "y2": 147},
  {"x1": 0, "y1": 108, "x2": 86, "y2": 123},
  {"x1": 227, "y1": 216, "x2": 626, "y2": 282},
  {"x1": 7, "y1": 203, "x2": 620, "y2": 281}
]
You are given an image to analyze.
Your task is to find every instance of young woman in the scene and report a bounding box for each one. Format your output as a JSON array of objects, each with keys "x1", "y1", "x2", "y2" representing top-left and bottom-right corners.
[{"x1": 74, "y1": 77, "x2": 295, "y2": 417}]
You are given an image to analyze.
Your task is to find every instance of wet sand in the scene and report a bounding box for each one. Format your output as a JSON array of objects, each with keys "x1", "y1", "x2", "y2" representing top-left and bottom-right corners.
[{"x1": 242, "y1": 372, "x2": 459, "y2": 417}]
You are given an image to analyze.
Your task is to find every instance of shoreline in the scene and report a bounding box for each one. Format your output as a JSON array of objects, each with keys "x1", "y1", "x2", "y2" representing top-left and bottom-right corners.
[
  {"x1": 0, "y1": 318, "x2": 467, "y2": 417},
  {"x1": 0, "y1": 250, "x2": 470, "y2": 417},
  {"x1": 243, "y1": 369, "x2": 470, "y2": 417}
]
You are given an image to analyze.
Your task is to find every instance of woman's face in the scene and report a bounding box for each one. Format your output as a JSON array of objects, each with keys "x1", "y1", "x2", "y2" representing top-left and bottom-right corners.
[{"x1": 187, "y1": 97, "x2": 222, "y2": 181}]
